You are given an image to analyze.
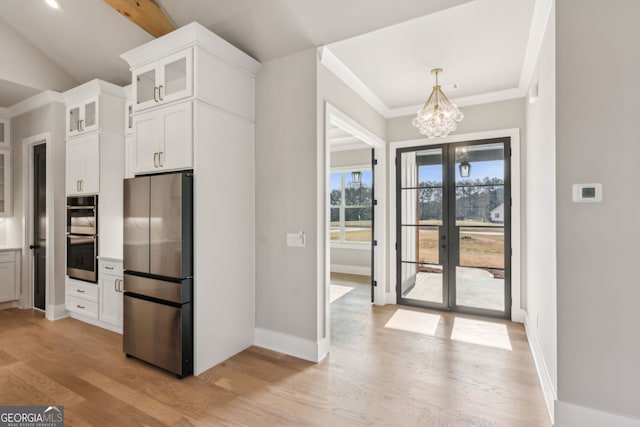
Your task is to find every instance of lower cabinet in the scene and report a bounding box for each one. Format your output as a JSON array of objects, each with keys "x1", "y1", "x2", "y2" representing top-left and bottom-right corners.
[
  {"x1": 66, "y1": 259, "x2": 123, "y2": 333},
  {"x1": 0, "y1": 250, "x2": 20, "y2": 302}
]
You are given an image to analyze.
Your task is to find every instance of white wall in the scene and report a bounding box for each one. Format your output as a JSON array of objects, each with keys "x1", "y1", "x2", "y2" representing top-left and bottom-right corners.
[
  {"x1": 556, "y1": 0, "x2": 640, "y2": 423},
  {"x1": 0, "y1": 20, "x2": 76, "y2": 93},
  {"x1": 255, "y1": 49, "x2": 320, "y2": 351},
  {"x1": 524, "y1": 3, "x2": 557, "y2": 420}
]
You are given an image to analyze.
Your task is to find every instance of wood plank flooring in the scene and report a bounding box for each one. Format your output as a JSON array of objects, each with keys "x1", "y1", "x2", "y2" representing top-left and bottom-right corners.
[{"x1": 0, "y1": 274, "x2": 550, "y2": 426}]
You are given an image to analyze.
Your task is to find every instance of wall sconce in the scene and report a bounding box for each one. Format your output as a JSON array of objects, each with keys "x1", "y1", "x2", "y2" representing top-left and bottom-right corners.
[{"x1": 459, "y1": 161, "x2": 471, "y2": 178}]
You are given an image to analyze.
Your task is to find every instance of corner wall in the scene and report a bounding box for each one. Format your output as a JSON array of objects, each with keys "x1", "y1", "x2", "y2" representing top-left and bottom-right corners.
[{"x1": 556, "y1": 0, "x2": 640, "y2": 424}]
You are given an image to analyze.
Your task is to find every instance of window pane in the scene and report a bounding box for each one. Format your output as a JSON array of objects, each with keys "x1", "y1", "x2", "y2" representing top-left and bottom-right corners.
[
  {"x1": 344, "y1": 207, "x2": 371, "y2": 242},
  {"x1": 330, "y1": 173, "x2": 342, "y2": 206},
  {"x1": 330, "y1": 207, "x2": 340, "y2": 241},
  {"x1": 455, "y1": 185, "x2": 504, "y2": 226}
]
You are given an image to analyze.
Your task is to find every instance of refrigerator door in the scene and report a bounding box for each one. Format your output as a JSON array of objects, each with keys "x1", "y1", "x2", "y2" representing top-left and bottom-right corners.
[
  {"x1": 123, "y1": 295, "x2": 192, "y2": 376},
  {"x1": 124, "y1": 273, "x2": 192, "y2": 304},
  {"x1": 124, "y1": 176, "x2": 150, "y2": 273},
  {"x1": 150, "y1": 173, "x2": 185, "y2": 279}
]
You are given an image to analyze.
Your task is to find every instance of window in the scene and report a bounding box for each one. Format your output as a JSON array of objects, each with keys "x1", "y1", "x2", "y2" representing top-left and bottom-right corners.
[{"x1": 330, "y1": 169, "x2": 372, "y2": 243}]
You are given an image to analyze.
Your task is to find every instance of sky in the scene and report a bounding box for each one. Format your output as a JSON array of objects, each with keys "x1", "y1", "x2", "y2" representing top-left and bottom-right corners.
[
  {"x1": 419, "y1": 160, "x2": 503, "y2": 184},
  {"x1": 330, "y1": 170, "x2": 372, "y2": 191}
]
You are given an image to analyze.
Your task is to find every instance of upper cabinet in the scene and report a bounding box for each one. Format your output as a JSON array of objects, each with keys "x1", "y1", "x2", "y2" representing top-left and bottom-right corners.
[
  {"x1": 66, "y1": 135, "x2": 100, "y2": 196},
  {"x1": 132, "y1": 49, "x2": 193, "y2": 112},
  {"x1": 67, "y1": 96, "x2": 99, "y2": 138},
  {"x1": 0, "y1": 119, "x2": 10, "y2": 149},
  {"x1": 0, "y1": 149, "x2": 11, "y2": 216}
]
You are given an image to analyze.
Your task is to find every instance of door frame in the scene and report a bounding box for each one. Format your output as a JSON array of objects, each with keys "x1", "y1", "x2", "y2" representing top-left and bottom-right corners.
[
  {"x1": 320, "y1": 103, "x2": 387, "y2": 356},
  {"x1": 21, "y1": 133, "x2": 55, "y2": 316},
  {"x1": 389, "y1": 128, "x2": 524, "y2": 322}
]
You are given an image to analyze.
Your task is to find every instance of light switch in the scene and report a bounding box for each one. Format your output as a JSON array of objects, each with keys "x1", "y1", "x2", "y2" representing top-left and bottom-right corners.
[{"x1": 287, "y1": 231, "x2": 306, "y2": 247}]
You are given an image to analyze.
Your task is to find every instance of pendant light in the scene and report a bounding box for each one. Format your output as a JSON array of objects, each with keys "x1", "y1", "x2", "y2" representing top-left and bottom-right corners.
[
  {"x1": 351, "y1": 171, "x2": 362, "y2": 186},
  {"x1": 459, "y1": 160, "x2": 471, "y2": 178},
  {"x1": 412, "y1": 68, "x2": 464, "y2": 139}
]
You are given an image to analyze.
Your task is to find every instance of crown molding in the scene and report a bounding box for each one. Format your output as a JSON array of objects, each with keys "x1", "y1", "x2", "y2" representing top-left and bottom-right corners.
[{"x1": 10, "y1": 90, "x2": 64, "y2": 117}]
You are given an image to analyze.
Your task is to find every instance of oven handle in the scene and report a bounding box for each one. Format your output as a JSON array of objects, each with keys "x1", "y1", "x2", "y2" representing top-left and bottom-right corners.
[{"x1": 66, "y1": 206, "x2": 96, "y2": 210}]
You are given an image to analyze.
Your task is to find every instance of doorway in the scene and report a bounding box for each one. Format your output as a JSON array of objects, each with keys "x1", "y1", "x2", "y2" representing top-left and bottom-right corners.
[
  {"x1": 396, "y1": 138, "x2": 511, "y2": 318},
  {"x1": 32, "y1": 143, "x2": 46, "y2": 310}
]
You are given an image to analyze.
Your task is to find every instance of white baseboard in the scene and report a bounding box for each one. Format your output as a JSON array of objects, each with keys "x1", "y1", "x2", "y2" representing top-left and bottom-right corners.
[
  {"x1": 330, "y1": 264, "x2": 370, "y2": 276},
  {"x1": 46, "y1": 303, "x2": 69, "y2": 321},
  {"x1": 511, "y1": 307, "x2": 526, "y2": 323},
  {"x1": 69, "y1": 313, "x2": 122, "y2": 334},
  {"x1": 524, "y1": 312, "x2": 556, "y2": 425},
  {"x1": 0, "y1": 301, "x2": 18, "y2": 310},
  {"x1": 555, "y1": 401, "x2": 640, "y2": 427},
  {"x1": 254, "y1": 327, "x2": 321, "y2": 362}
]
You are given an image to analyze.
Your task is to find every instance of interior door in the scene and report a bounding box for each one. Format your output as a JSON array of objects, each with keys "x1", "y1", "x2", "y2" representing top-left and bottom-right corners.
[
  {"x1": 397, "y1": 138, "x2": 511, "y2": 318},
  {"x1": 33, "y1": 144, "x2": 46, "y2": 310}
]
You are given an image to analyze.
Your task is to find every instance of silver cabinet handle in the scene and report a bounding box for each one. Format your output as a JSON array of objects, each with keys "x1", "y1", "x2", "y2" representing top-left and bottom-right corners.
[
  {"x1": 77, "y1": 305, "x2": 85, "y2": 309},
  {"x1": 159, "y1": 85, "x2": 164, "y2": 101},
  {"x1": 80, "y1": 180, "x2": 84, "y2": 192},
  {"x1": 76, "y1": 289, "x2": 85, "y2": 293},
  {"x1": 105, "y1": 266, "x2": 114, "y2": 270},
  {"x1": 77, "y1": 180, "x2": 80, "y2": 192},
  {"x1": 153, "y1": 86, "x2": 159, "y2": 102},
  {"x1": 114, "y1": 279, "x2": 118, "y2": 292},
  {"x1": 76, "y1": 120, "x2": 80, "y2": 132},
  {"x1": 153, "y1": 152, "x2": 159, "y2": 168},
  {"x1": 79, "y1": 119, "x2": 83, "y2": 132},
  {"x1": 159, "y1": 151, "x2": 164, "y2": 167}
]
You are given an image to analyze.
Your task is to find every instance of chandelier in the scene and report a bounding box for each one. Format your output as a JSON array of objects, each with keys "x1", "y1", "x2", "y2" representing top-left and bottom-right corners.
[{"x1": 412, "y1": 68, "x2": 464, "y2": 138}]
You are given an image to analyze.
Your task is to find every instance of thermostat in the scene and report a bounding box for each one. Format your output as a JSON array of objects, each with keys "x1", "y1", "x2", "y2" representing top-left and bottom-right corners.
[{"x1": 572, "y1": 183, "x2": 602, "y2": 202}]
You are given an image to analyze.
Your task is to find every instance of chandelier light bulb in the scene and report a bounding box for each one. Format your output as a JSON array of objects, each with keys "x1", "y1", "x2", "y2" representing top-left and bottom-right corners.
[{"x1": 412, "y1": 68, "x2": 464, "y2": 139}]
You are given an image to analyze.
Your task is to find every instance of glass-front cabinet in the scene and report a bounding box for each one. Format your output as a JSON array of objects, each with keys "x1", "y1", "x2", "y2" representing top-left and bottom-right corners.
[
  {"x1": 132, "y1": 48, "x2": 193, "y2": 111},
  {"x1": 0, "y1": 119, "x2": 9, "y2": 149},
  {"x1": 0, "y1": 149, "x2": 11, "y2": 216},
  {"x1": 67, "y1": 96, "x2": 100, "y2": 138}
]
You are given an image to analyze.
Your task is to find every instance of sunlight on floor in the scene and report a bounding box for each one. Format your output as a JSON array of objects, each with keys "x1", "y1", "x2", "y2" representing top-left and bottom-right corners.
[
  {"x1": 384, "y1": 309, "x2": 442, "y2": 336},
  {"x1": 330, "y1": 284, "x2": 355, "y2": 303},
  {"x1": 450, "y1": 317, "x2": 512, "y2": 351}
]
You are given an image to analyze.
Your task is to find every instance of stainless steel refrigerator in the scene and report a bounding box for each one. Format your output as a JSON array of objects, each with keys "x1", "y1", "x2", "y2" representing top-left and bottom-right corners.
[{"x1": 122, "y1": 171, "x2": 193, "y2": 378}]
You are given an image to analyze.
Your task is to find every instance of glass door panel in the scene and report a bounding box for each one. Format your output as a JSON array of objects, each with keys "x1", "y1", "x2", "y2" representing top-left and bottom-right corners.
[
  {"x1": 69, "y1": 106, "x2": 80, "y2": 133},
  {"x1": 136, "y1": 69, "x2": 157, "y2": 106},
  {"x1": 398, "y1": 148, "x2": 446, "y2": 307},
  {"x1": 84, "y1": 100, "x2": 97, "y2": 128},
  {"x1": 164, "y1": 57, "x2": 187, "y2": 97}
]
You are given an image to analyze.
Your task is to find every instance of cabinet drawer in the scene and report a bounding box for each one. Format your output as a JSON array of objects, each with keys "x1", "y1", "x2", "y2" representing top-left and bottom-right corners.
[
  {"x1": 0, "y1": 251, "x2": 15, "y2": 263},
  {"x1": 67, "y1": 295, "x2": 98, "y2": 319},
  {"x1": 100, "y1": 261, "x2": 123, "y2": 277},
  {"x1": 67, "y1": 281, "x2": 98, "y2": 302}
]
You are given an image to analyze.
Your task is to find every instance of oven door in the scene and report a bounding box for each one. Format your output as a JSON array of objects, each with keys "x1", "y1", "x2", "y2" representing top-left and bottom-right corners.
[
  {"x1": 67, "y1": 206, "x2": 97, "y2": 235},
  {"x1": 67, "y1": 234, "x2": 97, "y2": 282}
]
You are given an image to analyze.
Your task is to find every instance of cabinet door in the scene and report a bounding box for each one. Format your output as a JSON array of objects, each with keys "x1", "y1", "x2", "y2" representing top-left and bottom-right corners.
[
  {"x1": 0, "y1": 261, "x2": 16, "y2": 302},
  {"x1": 158, "y1": 49, "x2": 193, "y2": 105},
  {"x1": 133, "y1": 62, "x2": 159, "y2": 111},
  {"x1": 100, "y1": 274, "x2": 123, "y2": 327},
  {"x1": 0, "y1": 149, "x2": 10, "y2": 216},
  {"x1": 161, "y1": 102, "x2": 193, "y2": 171},
  {"x1": 66, "y1": 135, "x2": 100, "y2": 195},
  {"x1": 133, "y1": 110, "x2": 160, "y2": 174},
  {"x1": 67, "y1": 102, "x2": 82, "y2": 138},
  {"x1": 81, "y1": 96, "x2": 100, "y2": 134},
  {"x1": 0, "y1": 119, "x2": 10, "y2": 149}
]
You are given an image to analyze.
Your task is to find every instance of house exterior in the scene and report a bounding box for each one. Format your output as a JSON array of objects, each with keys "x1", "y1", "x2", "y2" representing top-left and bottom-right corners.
[{"x1": 490, "y1": 203, "x2": 504, "y2": 223}]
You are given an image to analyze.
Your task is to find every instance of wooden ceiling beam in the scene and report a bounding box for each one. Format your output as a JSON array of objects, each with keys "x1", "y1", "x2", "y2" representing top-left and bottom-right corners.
[{"x1": 103, "y1": 0, "x2": 175, "y2": 38}]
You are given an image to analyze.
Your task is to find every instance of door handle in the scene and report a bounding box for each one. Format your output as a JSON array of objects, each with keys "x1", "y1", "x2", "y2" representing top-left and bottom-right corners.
[
  {"x1": 154, "y1": 152, "x2": 159, "y2": 168},
  {"x1": 29, "y1": 244, "x2": 39, "y2": 250},
  {"x1": 153, "y1": 86, "x2": 159, "y2": 102},
  {"x1": 158, "y1": 85, "x2": 164, "y2": 101}
]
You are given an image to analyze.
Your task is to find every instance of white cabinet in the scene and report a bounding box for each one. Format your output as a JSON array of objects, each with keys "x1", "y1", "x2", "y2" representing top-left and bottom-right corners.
[
  {"x1": 66, "y1": 96, "x2": 99, "y2": 138},
  {"x1": 125, "y1": 99, "x2": 134, "y2": 134},
  {"x1": 0, "y1": 149, "x2": 11, "y2": 216},
  {"x1": 133, "y1": 101, "x2": 192, "y2": 174},
  {"x1": 99, "y1": 260, "x2": 123, "y2": 329},
  {"x1": 132, "y1": 49, "x2": 193, "y2": 111},
  {"x1": 66, "y1": 134, "x2": 100, "y2": 195},
  {"x1": 0, "y1": 118, "x2": 10, "y2": 149},
  {"x1": 0, "y1": 251, "x2": 19, "y2": 302},
  {"x1": 66, "y1": 279, "x2": 99, "y2": 319}
]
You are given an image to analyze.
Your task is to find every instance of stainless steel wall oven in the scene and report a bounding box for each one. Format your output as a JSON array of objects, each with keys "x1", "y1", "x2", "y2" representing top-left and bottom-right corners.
[{"x1": 66, "y1": 195, "x2": 98, "y2": 283}]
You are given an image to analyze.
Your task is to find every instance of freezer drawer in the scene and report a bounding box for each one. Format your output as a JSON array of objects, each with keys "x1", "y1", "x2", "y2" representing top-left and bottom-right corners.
[
  {"x1": 123, "y1": 295, "x2": 193, "y2": 377},
  {"x1": 123, "y1": 273, "x2": 192, "y2": 304}
]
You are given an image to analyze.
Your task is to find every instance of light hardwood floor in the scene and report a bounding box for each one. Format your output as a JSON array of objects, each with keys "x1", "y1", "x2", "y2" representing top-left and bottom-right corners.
[{"x1": 0, "y1": 275, "x2": 550, "y2": 426}]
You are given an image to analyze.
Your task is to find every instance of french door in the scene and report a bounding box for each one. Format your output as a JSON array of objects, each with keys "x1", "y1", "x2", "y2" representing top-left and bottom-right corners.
[{"x1": 396, "y1": 138, "x2": 511, "y2": 318}]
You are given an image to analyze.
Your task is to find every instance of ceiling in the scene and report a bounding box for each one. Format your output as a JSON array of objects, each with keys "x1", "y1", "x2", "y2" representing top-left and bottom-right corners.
[{"x1": 0, "y1": 0, "x2": 548, "y2": 114}]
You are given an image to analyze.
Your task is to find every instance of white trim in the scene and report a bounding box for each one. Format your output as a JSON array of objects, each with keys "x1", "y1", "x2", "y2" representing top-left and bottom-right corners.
[
  {"x1": 69, "y1": 313, "x2": 123, "y2": 334},
  {"x1": 524, "y1": 312, "x2": 556, "y2": 425},
  {"x1": 254, "y1": 327, "x2": 323, "y2": 363},
  {"x1": 10, "y1": 91, "x2": 64, "y2": 117},
  {"x1": 46, "y1": 303, "x2": 69, "y2": 321},
  {"x1": 330, "y1": 264, "x2": 370, "y2": 276},
  {"x1": 21, "y1": 133, "x2": 52, "y2": 311},
  {"x1": 330, "y1": 241, "x2": 371, "y2": 250},
  {"x1": 330, "y1": 164, "x2": 370, "y2": 173},
  {"x1": 318, "y1": 47, "x2": 390, "y2": 117},
  {"x1": 555, "y1": 401, "x2": 640, "y2": 427},
  {"x1": 388, "y1": 128, "x2": 522, "y2": 320}
]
